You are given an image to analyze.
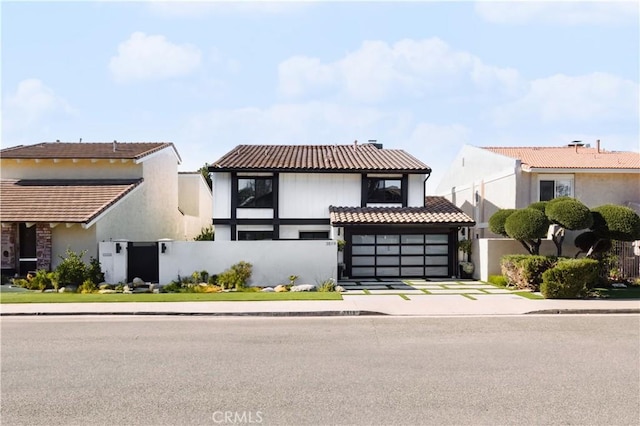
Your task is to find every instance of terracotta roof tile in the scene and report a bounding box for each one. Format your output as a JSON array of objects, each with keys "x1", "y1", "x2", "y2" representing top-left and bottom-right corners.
[
  {"x1": 483, "y1": 146, "x2": 640, "y2": 170},
  {"x1": 210, "y1": 143, "x2": 431, "y2": 173},
  {"x1": 329, "y1": 197, "x2": 475, "y2": 225},
  {"x1": 1, "y1": 142, "x2": 177, "y2": 161},
  {"x1": 0, "y1": 179, "x2": 142, "y2": 224}
]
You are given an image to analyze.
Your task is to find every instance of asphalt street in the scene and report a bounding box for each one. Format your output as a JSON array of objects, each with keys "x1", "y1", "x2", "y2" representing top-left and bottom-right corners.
[{"x1": 1, "y1": 315, "x2": 639, "y2": 425}]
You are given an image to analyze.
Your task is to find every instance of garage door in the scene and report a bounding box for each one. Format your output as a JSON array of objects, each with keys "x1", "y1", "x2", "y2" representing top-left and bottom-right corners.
[{"x1": 350, "y1": 233, "x2": 449, "y2": 278}]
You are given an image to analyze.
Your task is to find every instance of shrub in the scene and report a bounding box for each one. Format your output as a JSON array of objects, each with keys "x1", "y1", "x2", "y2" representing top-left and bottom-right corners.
[
  {"x1": 217, "y1": 261, "x2": 253, "y2": 290},
  {"x1": 30, "y1": 269, "x2": 52, "y2": 292},
  {"x1": 504, "y1": 208, "x2": 549, "y2": 241},
  {"x1": 87, "y1": 257, "x2": 105, "y2": 285},
  {"x1": 79, "y1": 279, "x2": 97, "y2": 294},
  {"x1": 546, "y1": 199, "x2": 593, "y2": 231},
  {"x1": 489, "y1": 209, "x2": 516, "y2": 236},
  {"x1": 161, "y1": 281, "x2": 183, "y2": 293},
  {"x1": 316, "y1": 278, "x2": 336, "y2": 292},
  {"x1": 487, "y1": 275, "x2": 508, "y2": 288},
  {"x1": 591, "y1": 204, "x2": 640, "y2": 241},
  {"x1": 194, "y1": 226, "x2": 214, "y2": 241},
  {"x1": 56, "y1": 249, "x2": 88, "y2": 287},
  {"x1": 500, "y1": 255, "x2": 557, "y2": 291},
  {"x1": 13, "y1": 278, "x2": 34, "y2": 290},
  {"x1": 541, "y1": 258, "x2": 599, "y2": 299}
]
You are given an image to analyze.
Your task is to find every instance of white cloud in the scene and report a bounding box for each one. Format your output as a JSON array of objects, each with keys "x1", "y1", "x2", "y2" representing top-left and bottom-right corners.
[
  {"x1": 3, "y1": 79, "x2": 74, "y2": 134},
  {"x1": 493, "y1": 72, "x2": 639, "y2": 125},
  {"x1": 109, "y1": 32, "x2": 202, "y2": 83},
  {"x1": 475, "y1": 1, "x2": 639, "y2": 25},
  {"x1": 278, "y1": 38, "x2": 523, "y2": 103}
]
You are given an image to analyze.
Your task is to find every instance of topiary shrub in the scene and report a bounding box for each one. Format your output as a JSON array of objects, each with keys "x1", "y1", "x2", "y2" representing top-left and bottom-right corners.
[
  {"x1": 546, "y1": 199, "x2": 593, "y2": 231},
  {"x1": 541, "y1": 258, "x2": 599, "y2": 299},
  {"x1": 591, "y1": 204, "x2": 640, "y2": 241},
  {"x1": 504, "y1": 208, "x2": 549, "y2": 255},
  {"x1": 500, "y1": 255, "x2": 557, "y2": 291},
  {"x1": 489, "y1": 209, "x2": 516, "y2": 236}
]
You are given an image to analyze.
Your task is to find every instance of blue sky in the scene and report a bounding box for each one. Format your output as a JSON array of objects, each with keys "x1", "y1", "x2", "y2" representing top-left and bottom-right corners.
[{"x1": 2, "y1": 1, "x2": 638, "y2": 190}]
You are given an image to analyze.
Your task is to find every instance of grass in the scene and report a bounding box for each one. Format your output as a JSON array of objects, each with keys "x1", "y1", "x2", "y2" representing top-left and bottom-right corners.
[
  {"x1": 398, "y1": 294, "x2": 410, "y2": 300},
  {"x1": 591, "y1": 286, "x2": 640, "y2": 299},
  {"x1": 513, "y1": 291, "x2": 545, "y2": 300},
  {"x1": 0, "y1": 291, "x2": 343, "y2": 304},
  {"x1": 460, "y1": 294, "x2": 477, "y2": 300}
]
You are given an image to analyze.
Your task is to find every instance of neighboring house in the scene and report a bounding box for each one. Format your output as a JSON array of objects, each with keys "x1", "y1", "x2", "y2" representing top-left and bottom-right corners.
[
  {"x1": 209, "y1": 142, "x2": 474, "y2": 279},
  {"x1": 0, "y1": 141, "x2": 212, "y2": 277},
  {"x1": 436, "y1": 141, "x2": 640, "y2": 238}
]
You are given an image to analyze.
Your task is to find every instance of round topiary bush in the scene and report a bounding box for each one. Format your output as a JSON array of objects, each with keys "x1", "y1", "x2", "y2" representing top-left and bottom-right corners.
[
  {"x1": 591, "y1": 205, "x2": 640, "y2": 241},
  {"x1": 504, "y1": 208, "x2": 549, "y2": 240},
  {"x1": 489, "y1": 209, "x2": 516, "y2": 236},
  {"x1": 546, "y1": 199, "x2": 593, "y2": 230},
  {"x1": 541, "y1": 258, "x2": 599, "y2": 299}
]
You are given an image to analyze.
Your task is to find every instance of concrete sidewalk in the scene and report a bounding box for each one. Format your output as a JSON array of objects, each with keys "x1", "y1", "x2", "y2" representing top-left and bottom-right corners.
[{"x1": 2, "y1": 294, "x2": 639, "y2": 317}]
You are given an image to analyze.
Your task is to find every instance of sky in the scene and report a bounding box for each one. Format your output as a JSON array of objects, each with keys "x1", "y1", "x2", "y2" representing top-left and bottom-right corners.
[{"x1": 2, "y1": 1, "x2": 639, "y2": 192}]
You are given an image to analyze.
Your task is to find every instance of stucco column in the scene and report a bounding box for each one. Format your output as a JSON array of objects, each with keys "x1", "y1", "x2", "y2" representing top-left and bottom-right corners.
[{"x1": 36, "y1": 224, "x2": 52, "y2": 271}]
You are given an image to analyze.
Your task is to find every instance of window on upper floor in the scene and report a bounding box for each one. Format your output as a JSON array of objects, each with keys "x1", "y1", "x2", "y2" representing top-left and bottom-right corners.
[
  {"x1": 238, "y1": 177, "x2": 273, "y2": 208},
  {"x1": 238, "y1": 231, "x2": 274, "y2": 241},
  {"x1": 539, "y1": 176, "x2": 574, "y2": 201},
  {"x1": 366, "y1": 178, "x2": 402, "y2": 203}
]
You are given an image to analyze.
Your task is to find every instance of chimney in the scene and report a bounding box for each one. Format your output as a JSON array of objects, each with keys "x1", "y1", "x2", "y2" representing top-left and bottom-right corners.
[
  {"x1": 368, "y1": 139, "x2": 383, "y2": 149},
  {"x1": 597, "y1": 139, "x2": 601, "y2": 153},
  {"x1": 113, "y1": 140, "x2": 117, "y2": 152},
  {"x1": 79, "y1": 138, "x2": 82, "y2": 143},
  {"x1": 353, "y1": 140, "x2": 358, "y2": 151}
]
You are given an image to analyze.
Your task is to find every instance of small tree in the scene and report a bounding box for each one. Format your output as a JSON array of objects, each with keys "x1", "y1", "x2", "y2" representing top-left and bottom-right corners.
[
  {"x1": 198, "y1": 163, "x2": 213, "y2": 190},
  {"x1": 545, "y1": 198, "x2": 593, "y2": 256},
  {"x1": 488, "y1": 209, "x2": 516, "y2": 236},
  {"x1": 575, "y1": 204, "x2": 640, "y2": 258},
  {"x1": 194, "y1": 225, "x2": 214, "y2": 241},
  {"x1": 56, "y1": 249, "x2": 88, "y2": 287},
  {"x1": 503, "y1": 208, "x2": 549, "y2": 255}
]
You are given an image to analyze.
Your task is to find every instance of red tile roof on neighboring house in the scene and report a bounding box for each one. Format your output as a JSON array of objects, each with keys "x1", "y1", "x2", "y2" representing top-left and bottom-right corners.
[
  {"x1": 329, "y1": 197, "x2": 475, "y2": 225},
  {"x1": 0, "y1": 179, "x2": 142, "y2": 224},
  {"x1": 0, "y1": 142, "x2": 179, "y2": 161},
  {"x1": 210, "y1": 143, "x2": 431, "y2": 173},
  {"x1": 483, "y1": 145, "x2": 640, "y2": 171}
]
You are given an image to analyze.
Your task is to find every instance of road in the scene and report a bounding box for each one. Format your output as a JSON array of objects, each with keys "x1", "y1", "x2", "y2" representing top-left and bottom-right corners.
[{"x1": 1, "y1": 315, "x2": 639, "y2": 425}]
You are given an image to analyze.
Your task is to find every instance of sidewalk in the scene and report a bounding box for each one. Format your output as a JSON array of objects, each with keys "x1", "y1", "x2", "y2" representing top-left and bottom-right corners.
[{"x1": 2, "y1": 294, "x2": 639, "y2": 317}]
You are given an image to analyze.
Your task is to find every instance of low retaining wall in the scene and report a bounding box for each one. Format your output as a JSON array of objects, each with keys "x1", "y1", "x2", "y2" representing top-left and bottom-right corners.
[{"x1": 99, "y1": 240, "x2": 338, "y2": 286}]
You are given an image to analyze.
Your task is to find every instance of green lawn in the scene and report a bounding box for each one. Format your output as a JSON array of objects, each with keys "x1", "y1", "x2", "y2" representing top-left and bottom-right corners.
[
  {"x1": 592, "y1": 286, "x2": 640, "y2": 299},
  {"x1": 0, "y1": 291, "x2": 343, "y2": 304}
]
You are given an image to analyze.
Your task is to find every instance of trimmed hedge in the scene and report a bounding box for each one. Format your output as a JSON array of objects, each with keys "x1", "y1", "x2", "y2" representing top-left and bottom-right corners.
[
  {"x1": 489, "y1": 209, "x2": 516, "y2": 236},
  {"x1": 504, "y1": 208, "x2": 549, "y2": 241},
  {"x1": 500, "y1": 255, "x2": 557, "y2": 291},
  {"x1": 541, "y1": 258, "x2": 599, "y2": 299},
  {"x1": 591, "y1": 205, "x2": 640, "y2": 241},
  {"x1": 546, "y1": 199, "x2": 593, "y2": 230}
]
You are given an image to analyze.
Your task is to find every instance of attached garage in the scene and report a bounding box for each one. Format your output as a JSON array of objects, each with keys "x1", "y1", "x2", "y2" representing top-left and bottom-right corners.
[{"x1": 330, "y1": 198, "x2": 475, "y2": 279}]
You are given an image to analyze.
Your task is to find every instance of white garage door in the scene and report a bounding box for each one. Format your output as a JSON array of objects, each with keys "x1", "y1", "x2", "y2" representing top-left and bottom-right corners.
[{"x1": 350, "y1": 233, "x2": 449, "y2": 278}]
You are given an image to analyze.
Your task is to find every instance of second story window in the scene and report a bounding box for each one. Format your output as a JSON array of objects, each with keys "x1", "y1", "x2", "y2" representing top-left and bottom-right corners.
[
  {"x1": 238, "y1": 177, "x2": 273, "y2": 208},
  {"x1": 539, "y1": 177, "x2": 573, "y2": 201},
  {"x1": 367, "y1": 178, "x2": 402, "y2": 203}
]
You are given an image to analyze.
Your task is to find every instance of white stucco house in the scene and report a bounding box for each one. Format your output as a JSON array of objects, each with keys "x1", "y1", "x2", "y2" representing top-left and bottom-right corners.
[
  {"x1": 209, "y1": 141, "x2": 475, "y2": 279},
  {"x1": 436, "y1": 141, "x2": 640, "y2": 239},
  {"x1": 0, "y1": 141, "x2": 212, "y2": 279}
]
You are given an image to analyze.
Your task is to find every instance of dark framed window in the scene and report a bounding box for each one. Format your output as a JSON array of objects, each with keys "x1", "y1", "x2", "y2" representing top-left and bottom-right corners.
[
  {"x1": 238, "y1": 231, "x2": 274, "y2": 241},
  {"x1": 539, "y1": 178, "x2": 573, "y2": 201},
  {"x1": 238, "y1": 177, "x2": 273, "y2": 208},
  {"x1": 299, "y1": 231, "x2": 330, "y2": 240},
  {"x1": 367, "y1": 178, "x2": 402, "y2": 203}
]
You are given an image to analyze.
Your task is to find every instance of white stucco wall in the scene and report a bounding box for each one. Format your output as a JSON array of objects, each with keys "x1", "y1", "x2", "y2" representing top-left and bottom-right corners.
[
  {"x1": 408, "y1": 174, "x2": 427, "y2": 207},
  {"x1": 157, "y1": 240, "x2": 337, "y2": 286},
  {"x1": 212, "y1": 172, "x2": 231, "y2": 219},
  {"x1": 178, "y1": 173, "x2": 213, "y2": 239},
  {"x1": 279, "y1": 173, "x2": 361, "y2": 217},
  {"x1": 51, "y1": 225, "x2": 98, "y2": 268},
  {"x1": 0, "y1": 158, "x2": 143, "y2": 180}
]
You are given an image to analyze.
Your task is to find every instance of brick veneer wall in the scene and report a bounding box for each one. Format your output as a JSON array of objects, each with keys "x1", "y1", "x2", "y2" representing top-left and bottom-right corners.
[
  {"x1": 36, "y1": 224, "x2": 52, "y2": 271},
  {"x1": 1, "y1": 223, "x2": 17, "y2": 270}
]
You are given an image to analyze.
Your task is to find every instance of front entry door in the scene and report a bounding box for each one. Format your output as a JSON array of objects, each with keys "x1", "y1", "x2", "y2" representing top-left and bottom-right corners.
[
  {"x1": 127, "y1": 242, "x2": 159, "y2": 283},
  {"x1": 18, "y1": 223, "x2": 37, "y2": 275}
]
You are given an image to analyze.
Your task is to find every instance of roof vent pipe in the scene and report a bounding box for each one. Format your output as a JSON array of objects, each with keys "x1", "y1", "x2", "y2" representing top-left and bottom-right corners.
[
  {"x1": 113, "y1": 140, "x2": 117, "y2": 152},
  {"x1": 597, "y1": 139, "x2": 601, "y2": 153},
  {"x1": 353, "y1": 139, "x2": 358, "y2": 151}
]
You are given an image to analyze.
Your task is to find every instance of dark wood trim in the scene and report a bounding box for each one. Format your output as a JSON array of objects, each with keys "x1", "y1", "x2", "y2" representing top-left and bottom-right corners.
[
  {"x1": 213, "y1": 218, "x2": 330, "y2": 226},
  {"x1": 360, "y1": 173, "x2": 367, "y2": 207},
  {"x1": 230, "y1": 172, "x2": 238, "y2": 221},
  {"x1": 401, "y1": 174, "x2": 408, "y2": 207}
]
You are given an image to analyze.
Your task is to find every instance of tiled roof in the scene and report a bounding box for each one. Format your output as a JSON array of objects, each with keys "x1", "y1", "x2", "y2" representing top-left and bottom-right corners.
[
  {"x1": 329, "y1": 197, "x2": 475, "y2": 225},
  {"x1": 483, "y1": 146, "x2": 640, "y2": 170},
  {"x1": 0, "y1": 179, "x2": 142, "y2": 224},
  {"x1": 0, "y1": 142, "x2": 177, "y2": 161},
  {"x1": 210, "y1": 143, "x2": 431, "y2": 173}
]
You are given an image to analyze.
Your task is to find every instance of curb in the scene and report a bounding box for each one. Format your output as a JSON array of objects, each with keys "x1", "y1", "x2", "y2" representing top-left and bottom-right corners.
[
  {"x1": 525, "y1": 309, "x2": 640, "y2": 315},
  {"x1": 0, "y1": 310, "x2": 387, "y2": 317}
]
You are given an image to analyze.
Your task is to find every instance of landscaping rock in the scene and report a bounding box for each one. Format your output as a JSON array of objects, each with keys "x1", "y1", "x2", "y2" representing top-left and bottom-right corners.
[
  {"x1": 335, "y1": 285, "x2": 346, "y2": 293},
  {"x1": 58, "y1": 287, "x2": 66, "y2": 293},
  {"x1": 122, "y1": 290, "x2": 133, "y2": 294},
  {"x1": 133, "y1": 287, "x2": 150, "y2": 293},
  {"x1": 152, "y1": 288, "x2": 160, "y2": 294},
  {"x1": 290, "y1": 284, "x2": 316, "y2": 292},
  {"x1": 132, "y1": 277, "x2": 145, "y2": 287},
  {"x1": 99, "y1": 283, "x2": 113, "y2": 291},
  {"x1": 98, "y1": 289, "x2": 117, "y2": 294},
  {"x1": 261, "y1": 287, "x2": 275, "y2": 292},
  {"x1": 149, "y1": 284, "x2": 156, "y2": 292},
  {"x1": 274, "y1": 285, "x2": 288, "y2": 292},
  {"x1": 123, "y1": 285, "x2": 131, "y2": 292}
]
